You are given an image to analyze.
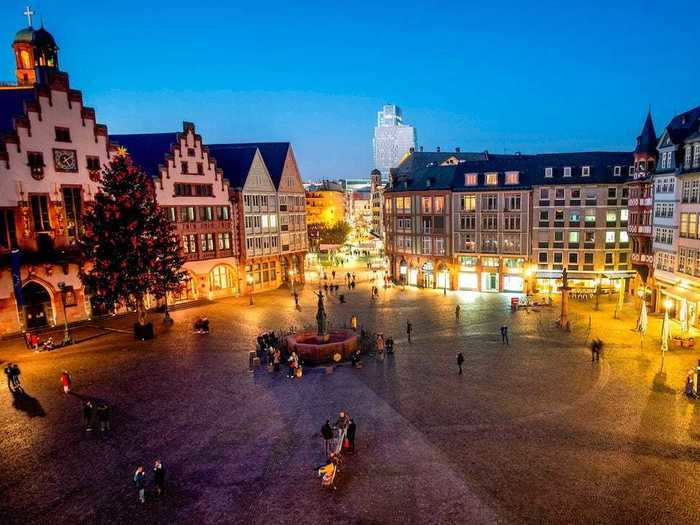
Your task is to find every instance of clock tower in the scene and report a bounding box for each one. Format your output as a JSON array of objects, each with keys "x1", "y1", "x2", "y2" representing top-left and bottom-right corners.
[{"x1": 12, "y1": 8, "x2": 59, "y2": 86}]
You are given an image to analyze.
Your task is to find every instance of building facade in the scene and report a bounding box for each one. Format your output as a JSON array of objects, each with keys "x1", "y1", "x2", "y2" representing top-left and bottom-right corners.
[
  {"x1": 653, "y1": 106, "x2": 700, "y2": 325},
  {"x1": 0, "y1": 24, "x2": 110, "y2": 335},
  {"x1": 385, "y1": 150, "x2": 635, "y2": 295},
  {"x1": 110, "y1": 123, "x2": 240, "y2": 304},
  {"x1": 373, "y1": 104, "x2": 416, "y2": 181},
  {"x1": 626, "y1": 112, "x2": 658, "y2": 307},
  {"x1": 305, "y1": 181, "x2": 346, "y2": 227}
]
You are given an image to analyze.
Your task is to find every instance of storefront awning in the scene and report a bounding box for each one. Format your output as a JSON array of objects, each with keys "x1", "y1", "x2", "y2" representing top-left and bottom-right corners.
[
  {"x1": 535, "y1": 270, "x2": 562, "y2": 279},
  {"x1": 603, "y1": 271, "x2": 637, "y2": 279},
  {"x1": 662, "y1": 285, "x2": 700, "y2": 304}
]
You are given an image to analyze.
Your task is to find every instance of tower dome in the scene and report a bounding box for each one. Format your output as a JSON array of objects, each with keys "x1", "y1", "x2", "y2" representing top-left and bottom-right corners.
[{"x1": 11, "y1": 10, "x2": 59, "y2": 86}]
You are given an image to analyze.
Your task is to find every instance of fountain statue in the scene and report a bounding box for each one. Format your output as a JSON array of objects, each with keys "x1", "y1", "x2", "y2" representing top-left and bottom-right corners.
[
  {"x1": 286, "y1": 288, "x2": 357, "y2": 364},
  {"x1": 315, "y1": 290, "x2": 328, "y2": 340}
]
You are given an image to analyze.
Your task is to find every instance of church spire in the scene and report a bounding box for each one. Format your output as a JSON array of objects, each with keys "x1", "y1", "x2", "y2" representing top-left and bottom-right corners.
[{"x1": 634, "y1": 110, "x2": 657, "y2": 156}]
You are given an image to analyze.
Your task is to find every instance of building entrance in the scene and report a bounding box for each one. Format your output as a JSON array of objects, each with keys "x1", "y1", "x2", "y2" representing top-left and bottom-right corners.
[{"x1": 22, "y1": 281, "x2": 52, "y2": 329}]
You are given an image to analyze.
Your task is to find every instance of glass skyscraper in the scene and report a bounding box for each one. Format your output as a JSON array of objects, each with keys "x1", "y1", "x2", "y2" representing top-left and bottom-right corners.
[{"x1": 373, "y1": 104, "x2": 416, "y2": 178}]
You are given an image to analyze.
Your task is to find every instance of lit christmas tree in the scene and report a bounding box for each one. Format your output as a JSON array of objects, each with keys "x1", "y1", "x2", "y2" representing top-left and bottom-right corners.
[{"x1": 79, "y1": 149, "x2": 186, "y2": 336}]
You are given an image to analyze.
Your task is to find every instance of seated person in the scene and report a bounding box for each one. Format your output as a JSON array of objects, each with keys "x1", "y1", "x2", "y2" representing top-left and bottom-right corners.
[{"x1": 317, "y1": 453, "x2": 339, "y2": 480}]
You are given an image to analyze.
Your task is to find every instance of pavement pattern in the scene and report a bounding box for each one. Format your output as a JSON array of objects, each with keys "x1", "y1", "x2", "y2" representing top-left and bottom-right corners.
[{"x1": 1, "y1": 272, "x2": 700, "y2": 525}]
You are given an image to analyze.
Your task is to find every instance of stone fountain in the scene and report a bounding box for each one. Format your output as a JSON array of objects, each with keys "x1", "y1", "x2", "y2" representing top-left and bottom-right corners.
[{"x1": 286, "y1": 290, "x2": 358, "y2": 364}]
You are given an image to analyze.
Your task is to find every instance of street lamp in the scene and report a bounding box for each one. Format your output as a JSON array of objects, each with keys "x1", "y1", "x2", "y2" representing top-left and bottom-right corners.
[
  {"x1": 442, "y1": 269, "x2": 448, "y2": 296},
  {"x1": 57, "y1": 281, "x2": 73, "y2": 346},
  {"x1": 594, "y1": 277, "x2": 602, "y2": 310},
  {"x1": 289, "y1": 268, "x2": 296, "y2": 296},
  {"x1": 247, "y1": 274, "x2": 254, "y2": 305}
]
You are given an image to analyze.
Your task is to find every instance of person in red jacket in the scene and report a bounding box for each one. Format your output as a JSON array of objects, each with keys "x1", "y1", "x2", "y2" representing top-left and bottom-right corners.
[{"x1": 60, "y1": 370, "x2": 72, "y2": 394}]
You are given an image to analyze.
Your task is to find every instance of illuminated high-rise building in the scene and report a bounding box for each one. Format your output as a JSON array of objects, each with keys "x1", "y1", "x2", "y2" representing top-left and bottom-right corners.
[{"x1": 373, "y1": 104, "x2": 416, "y2": 180}]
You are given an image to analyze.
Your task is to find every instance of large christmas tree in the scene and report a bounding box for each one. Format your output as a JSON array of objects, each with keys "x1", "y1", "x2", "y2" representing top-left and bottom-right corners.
[{"x1": 80, "y1": 150, "x2": 186, "y2": 330}]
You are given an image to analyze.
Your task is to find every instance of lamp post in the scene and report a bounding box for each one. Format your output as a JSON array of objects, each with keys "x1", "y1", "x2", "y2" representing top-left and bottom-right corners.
[
  {"x1": 442, "y1": 269, "x2": 448, "y2": 296},
  {"x1": 289, "y1": 268, "x2": 296, "y2": 296},
  {"x1": 247, "y1": 274, "x2": 254, "y2": 306},
  {"x1": 594, "y1": 277, "x2": 601, "y2": 310},
  {"x1": 57, "y1": 281, "x2": 73, "y2": 346}
]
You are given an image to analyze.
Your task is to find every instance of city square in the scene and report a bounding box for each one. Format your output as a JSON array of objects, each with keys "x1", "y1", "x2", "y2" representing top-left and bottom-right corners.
[
  {"x1": 2, "y1": 271, "x2": 700, "y2": 524},
  {"x1": 1, "y1": 2, "x2": 700, "y2": 524}
]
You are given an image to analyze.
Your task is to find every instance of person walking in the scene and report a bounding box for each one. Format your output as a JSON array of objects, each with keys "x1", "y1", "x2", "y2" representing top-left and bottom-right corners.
[
  {"x1": 4, "y1": 363, "x2": 13, "y2": 392},
  {"x1": 83, "y1": 400, "x2": 94, "y2": 432},
  {"x1": 500, "y1": 325, "x2": 509, "y2": 345},
  {"x1": 406, "y1": 321, "x2": 412, "y2": 344},
  {"x1": 10, "y1": 364, "x2": 21, "y2": 392},
  {"x1": 321, "y1": 419, "x2": 334, "y2": 456},
  {"x1": 133, "y1": 466, "x2": 146, "y2": 503},
  {"x1": 60, "y1": 370, "x2": 72, "y2": 394},
  {"x1": 376, "y1": 334, "x2": 385, "y2": 361},
  {"x1": 455, "y1": 305, "x2": 461, "y2": 320},
  {"x1": 23, "y1": 332, "x2": 32, "y2": 349},
  {"x1": 293, "y1": 290, "x2": 299, "y2": 308},
  {"x1": 97, "y1": 403, "x2": 110, "y2": 432},
  {"x1": 591, "y1": 338, "x2": 603, "y2": 362},
  {"x1": 457, "y1": 352, "x2": 465, "y2": 375},
  {"x1": 346, "y1": 418, "x2": 357, "y2": 453},
  {"x1": 153, "y1": 459, "x2": 165, "y2": 496}
]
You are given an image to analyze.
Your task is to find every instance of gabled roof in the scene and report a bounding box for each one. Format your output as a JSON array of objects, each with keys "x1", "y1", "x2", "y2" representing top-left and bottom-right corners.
[
  {"x1": 662, "y1": 106, "x2": 700, "y2": 146},
  {"x1": 392, "y1": 150, "x2": 489, "y2": 176},
  {"x1": 388, "y1": 151, "x2": 634, "y2": 192},
  {"x1": 634, "y1": 111, "x2": 657, "y2": 155},
  {"x1": 207, "y1": 145, "x2": 258, "y2": 189},
  {"x1": 109, "y1": 132, "x2": 179, "y2": 177},
  {"x1": 209, "y1": 142, "x2": 291, "y2": 189},
  {"x1": 0, "y1": 87, "x2": 35, "y2": 138}
]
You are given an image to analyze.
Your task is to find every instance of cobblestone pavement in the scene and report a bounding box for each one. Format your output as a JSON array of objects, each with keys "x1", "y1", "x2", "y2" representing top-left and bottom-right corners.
[{"x1": 2, "y1": 271, "x2": 700, "y2": 524}]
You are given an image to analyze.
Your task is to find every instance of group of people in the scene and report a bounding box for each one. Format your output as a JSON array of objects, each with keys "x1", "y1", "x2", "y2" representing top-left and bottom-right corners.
[
  {"x1": 4, "y1": 363, "x2": 22, "y2": 392},
  {"x1": 82, "y1": 400, "x2": 111, "y2": 433},
  {"x1": 133, "y1": 460, "x2": 165, "y2": 504},
  {"x1": 22, "y1": 332, "x2": 56, "y2": 352},
  {"x1": 193, "y1": 317, "x2": 210, "y2": 334},
  {"x1": 317, "y1": 411, "x2": 358, "y2": 489}
]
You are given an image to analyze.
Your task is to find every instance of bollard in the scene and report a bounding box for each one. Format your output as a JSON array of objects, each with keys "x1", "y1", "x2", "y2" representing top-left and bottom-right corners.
[{"x1": 249, "y1": 350, "x2": 256, "y2": 370}]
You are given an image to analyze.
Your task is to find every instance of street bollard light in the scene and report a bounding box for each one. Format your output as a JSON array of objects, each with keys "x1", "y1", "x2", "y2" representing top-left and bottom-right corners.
[
  {"x1": 247, "y1": 274, "x2": 254, "y2": 306},
  {"x1": 57, "y1": 282, "x2": 73, "y2": 346}
]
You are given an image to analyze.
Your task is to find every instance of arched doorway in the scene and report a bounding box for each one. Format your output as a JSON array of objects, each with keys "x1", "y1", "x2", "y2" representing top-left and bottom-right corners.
[
  {"x1": 22, "y1": 281, "x2": 53, "y2": 329},
  {"x1": 209, "y1": 265, "x2": 235, "y2": 295}
]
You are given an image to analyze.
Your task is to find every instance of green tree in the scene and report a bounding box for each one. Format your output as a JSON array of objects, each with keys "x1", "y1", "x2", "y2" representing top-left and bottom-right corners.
[{"x1": 79, "y1": 152, "x2": 186, "y2": 331}]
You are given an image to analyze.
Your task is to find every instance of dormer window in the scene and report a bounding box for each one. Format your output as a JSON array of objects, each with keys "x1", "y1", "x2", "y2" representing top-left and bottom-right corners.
[
  {"x1": 581, "y1": 166, "x2": 590, "y2": 177},
  {"x1": 545, "y1": 167, "x2": 553, "y2": 178},
  {"x1": 694, "y1": 144, "x2": 700, "y2": 167},
  {"x1": 188, "y1": 148, "x2": 196, "y2": 157},
  {"x1": 685, "y1": 146, "x2": 692, "y2": 167},
  {"x1": 628, "y1": 166, "x2": 634, "y2": 176},
  {"x1": 485, "y1": 172, "x2": 498, "y2": 185},
  {"x1": 505, "y1": 171, "x2": 519, "y2": 185},
  {"x1": 465, "y1": 173, "x2": 477, "y2": 186},
  {"x1": 614, "y1": 166, "x2": 621, "y2": 176},
  {"x1": 563, "y1": 167, "x2": 572, "y2": 178}
]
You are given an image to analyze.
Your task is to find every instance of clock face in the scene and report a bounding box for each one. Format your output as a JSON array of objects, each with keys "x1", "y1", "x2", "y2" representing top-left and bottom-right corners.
[{"x1": 53, "y1": 149, "x2": 78, "y2": 172}]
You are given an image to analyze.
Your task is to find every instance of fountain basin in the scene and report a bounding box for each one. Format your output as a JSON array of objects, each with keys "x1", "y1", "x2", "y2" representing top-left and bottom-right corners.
[{"x1": 287, "y1": 329, "x2": 358, "y2": 364}]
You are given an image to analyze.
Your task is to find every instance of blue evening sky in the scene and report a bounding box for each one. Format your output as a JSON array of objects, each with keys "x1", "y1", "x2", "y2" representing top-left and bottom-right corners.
[{"x1": 1, "y1": 1, "x2": 698, "y2": 180}]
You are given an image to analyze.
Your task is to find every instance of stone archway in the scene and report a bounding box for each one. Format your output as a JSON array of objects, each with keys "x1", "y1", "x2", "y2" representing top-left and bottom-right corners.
[{"x1": 22, "y1": 281, "x2": 53, "y2": 329}]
